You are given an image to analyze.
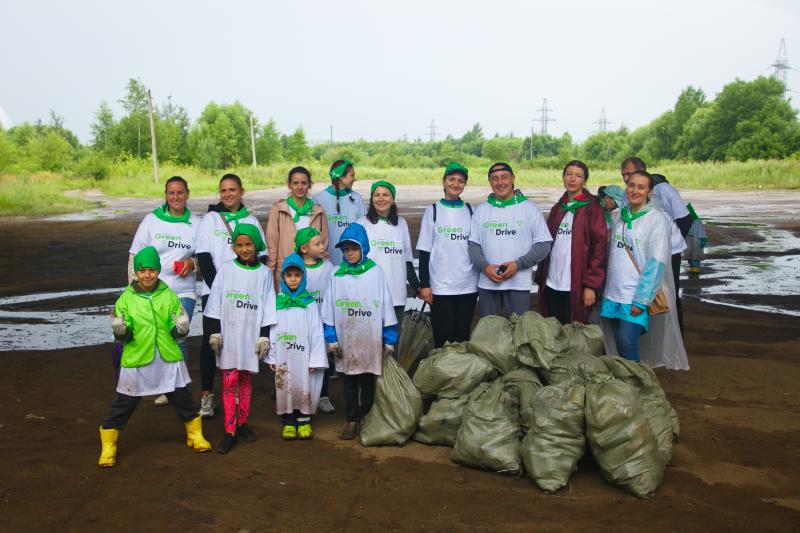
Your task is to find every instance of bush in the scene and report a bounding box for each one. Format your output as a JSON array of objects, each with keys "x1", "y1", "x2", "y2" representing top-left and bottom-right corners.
[{"x1": 71, "y1": 150, "x2": 112, "y2": 180}]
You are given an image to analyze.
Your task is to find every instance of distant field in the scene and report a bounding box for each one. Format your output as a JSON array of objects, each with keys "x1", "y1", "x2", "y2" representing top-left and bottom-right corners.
[{"x1": 1, "y1": 159, "x2": 798, "y2": 216}]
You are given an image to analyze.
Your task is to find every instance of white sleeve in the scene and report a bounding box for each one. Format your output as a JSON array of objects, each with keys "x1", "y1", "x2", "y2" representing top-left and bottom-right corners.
[
  {"x1": 129, "y1": 215, "x2": 151, "y2": 254},
  {"x1": 203, "y1": 268, "x2": 223, "y2": 319},
  {"x1": 266, "y1": 325, "x2": 277, "y2": 365},
  {"x1": 307, "y1": 304, "x2": 328, "y2": 368},
  {"x1": 195, "y1": 215, "x2": 213, "y2": 254},
  {"x1": 321, "y1": 274, "x2": 335, "y2": 326},
  {"x1": 401, "y1": 218, "x2": 413, "y2": 262},
  {"x1": 380, "y1": 273, "x2": 399, "y2": 327},
  {"x1": 260, "y1": 269, "x2": 278, "y2": 327},
  {"x1": 646, "y1": 213, "x2": 672, "y2": 266},
  {"x1": 357, "y1": 194, "x2": 367, "y2": 218},
  {"x1": 468, "y1": 206, "x2": 483, "y2": 245},
  {"x1": 667, "y1": 186, "x2": 690, "y2": 219},
  {"x1": 416, "y1": 206, "x2": 434, "y2": 252},
  {"x1": 527, "y1": 202, "x2": 554, "y2": 243}
]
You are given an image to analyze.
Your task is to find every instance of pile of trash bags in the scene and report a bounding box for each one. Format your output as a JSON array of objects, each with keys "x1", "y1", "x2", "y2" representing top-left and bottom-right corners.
[{"x1": 359, "y1": 311, "x2": 679, "y2": 499}]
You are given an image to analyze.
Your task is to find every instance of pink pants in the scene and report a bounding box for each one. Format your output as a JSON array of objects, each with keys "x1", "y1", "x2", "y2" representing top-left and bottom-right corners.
[{"x1": 221, "y1": 369, "x2": 252, "y2": 434}]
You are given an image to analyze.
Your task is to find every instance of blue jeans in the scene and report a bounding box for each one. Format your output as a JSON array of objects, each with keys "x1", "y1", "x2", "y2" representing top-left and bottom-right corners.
[
  {"x1": 612, "y1": 318, "x2": 645, "y2": 362},
  {"x1": 179, "y1": 296, "x2": 196, "y2": 362}
]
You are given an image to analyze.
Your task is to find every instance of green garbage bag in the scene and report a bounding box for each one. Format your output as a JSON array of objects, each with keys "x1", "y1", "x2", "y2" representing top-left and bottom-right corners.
[
  {"x1": 413, "y1": 395, "x2": 470, "y2": 447},
  {"x1": 539, "y1": 353, "x2": 612, "y2": 385},
  {"x1": 512, "y1": 311, "x2": 568, "y2": 369},
  {"x1": 520, "y1": 381, "x2": 586, "y2": 493},
  {"x1": 361, "y1": 354, "x2": 423, "y2": 446},
  {"x1": 502, "y1": 368, "x2": 543, "y2": 434},
  {"x1": 468, "y1": 315, "x2": 519, "y2": 373},
  {"x1": 585, "y1": 380, "x2": 666, "y2": 498},
  {"x1": 451, "y1": 380, "x2": 522, "y2": 475},
  {"x1": 563, "y1": 322, "x2": 604, "y2": 355},
  {"x1": 412, "y1": 343, "x2": 495, "y2": 399}
]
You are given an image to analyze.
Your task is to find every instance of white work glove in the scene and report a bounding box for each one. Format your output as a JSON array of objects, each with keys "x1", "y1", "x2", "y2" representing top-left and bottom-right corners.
[
  {"x1": 383, "y1": 344, "x2": 395, "y2": 359},
  {"x1": 111, "y1": 311, "x2": 128, "y2": 337},
  {"x1": 173, "y1": 307, "x2": 190, "y2": 336},
  {"x1": 327, "y1": 342, "x2": 342, "y2": 359},
  {"x1": 256, "y1": 337, "x2": 270, "y2": 360},
  {"x1": 209, "y1": 333, "x2": 223, "y2": 355}
]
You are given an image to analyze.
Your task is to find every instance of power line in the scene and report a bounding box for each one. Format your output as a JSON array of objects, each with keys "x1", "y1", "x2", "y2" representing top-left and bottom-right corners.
[
  {"x1": 770, "y1": 38, "x2": 793, "y2": 98},
  {"x1": 427, "y1": 119, "x2": 439, "y2": 142},
  {"x1": 594, "y1": 107, "x2": 613, "y2": 133},
  {"x1": 534, "y1": 98, "x2": 555, "y2": 135}
]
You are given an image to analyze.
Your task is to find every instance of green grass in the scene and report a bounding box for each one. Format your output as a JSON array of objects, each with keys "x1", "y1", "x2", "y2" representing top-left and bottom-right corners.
[{"x1": 1, "y1": 159, "x2": 798, "y2": 217}]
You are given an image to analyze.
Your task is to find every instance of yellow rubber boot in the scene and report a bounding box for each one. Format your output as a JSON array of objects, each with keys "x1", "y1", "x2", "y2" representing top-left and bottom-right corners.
[
  {"x1": 184, "y1": 415, "x2": 212, "y2": 452},
  {"x1": 98, "y1": 426, "x2": 119, "y2": 468}
]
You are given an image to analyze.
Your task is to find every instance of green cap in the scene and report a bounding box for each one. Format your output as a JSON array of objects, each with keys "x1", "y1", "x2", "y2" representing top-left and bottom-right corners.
[
  {"x1": 370, "y1": 180, "x2": 396, "y2": 199},
  {"x1": 329, "y1": 159, "x2": 354, "y2": 181},
  {"x1": 294, "y1": 227, "x2": 321, "y2": 252},
  {"x1": 444, "y1": 162, "x2": 469, "y2": 180},
  {"x1": 232, "y1": 223, "x2": 266, "y2": 253},
  {"x1": 133, "y1": 246, "x2": 161, "y2": 272}
]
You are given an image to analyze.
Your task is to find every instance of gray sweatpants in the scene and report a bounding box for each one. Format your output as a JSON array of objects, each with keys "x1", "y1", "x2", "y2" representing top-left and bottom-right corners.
[{"x1": 477, "y1": 288, "x2": 530, "y2": 318}]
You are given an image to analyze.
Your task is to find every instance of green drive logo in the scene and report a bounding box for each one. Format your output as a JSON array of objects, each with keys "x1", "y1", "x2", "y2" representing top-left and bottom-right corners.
[
  {"x1": 437, "y1": 226, "x2": 463, "y2": 234},
  {"x1": 336, "y1": 298, "x2": 373, "y2": 317},
  {"x1": 484, "y1": 220, "x2": 517, "y2": 236},
  {"x1": 214, "y1": 229, "x2": 231, "y2": 237},
  {"x1": 225, "y1": 291, "x2": 250, "y2": 300},
  {"x1": 336, "y1": 299, "x2": 361, "y2": 308},
  {"x1": 226, "y1": 290, "x2": 259, "y2": 310},
  {"x1": 277, "y1": 333, "x2": 297, "y2": 342},
  {"x1": 370, "y1": 239, "x2": 395, "y2": 247},
  {"x1": 483, "y1": 221, "x2": 508, "y2": 229},
  {"x1": 327, "y1": 214, "x2": 348, "y2": 222}
]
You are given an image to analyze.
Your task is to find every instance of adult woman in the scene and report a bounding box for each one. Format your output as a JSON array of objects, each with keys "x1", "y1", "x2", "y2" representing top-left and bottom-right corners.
[
  {"x1": 129, "y1": 176, "x2": 200, "y2": 406},
  {"x1": 356, "y1": 180, "x2": 419, "y2": 328},
  {"x1": 266, "y1": 166, "x2": 328, "y2": 286},
  {"x1": 195, "y1": 174, "x2": 268, "y2": 418},
  {"x1": 312, "y1": 159, "x2": 366, "y2": 265},
  {"x1": 417, "y1": 162, "x2": 478, "y2": 347},
  {"x1": 535, "y1": 160, "x2": 607, "y2": 325},
  {"x1": 600, "y1": 170, "x2": 688, "y2": 370}
]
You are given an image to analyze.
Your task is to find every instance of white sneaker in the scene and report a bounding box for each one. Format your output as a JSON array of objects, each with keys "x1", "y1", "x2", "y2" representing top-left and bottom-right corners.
[
  {"x1": 318, "y1": 396, "x2": 335, "y2": 414},
  {"x1": 200, "y1": 393, "x2": 215, "y2": 418},
  {"x1": 154, "y1": 394, "x2": 169, "y2": 406}
]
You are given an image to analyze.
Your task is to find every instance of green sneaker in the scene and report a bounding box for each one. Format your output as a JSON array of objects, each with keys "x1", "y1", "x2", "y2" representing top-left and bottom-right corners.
[
  {"x1": 281, "y1": 424, "x2": 297, "y2": 440},
  {"x1": 297, "y1": 423, "x2": 313, "y2": 440}
]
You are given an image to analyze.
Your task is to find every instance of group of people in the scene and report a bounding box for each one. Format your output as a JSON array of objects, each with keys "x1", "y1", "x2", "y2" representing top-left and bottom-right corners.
[{"x1": 97, "y1": 156, "x2": 692, "y2": 467}]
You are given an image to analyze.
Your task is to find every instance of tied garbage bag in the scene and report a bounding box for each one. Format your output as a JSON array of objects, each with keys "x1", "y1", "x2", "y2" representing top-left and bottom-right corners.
[
  {"x1": 361, "y1": 354, "x2": 423, "y2": 447},
  {"x1": 539, "y1": 353, "x2": 612, "y2": 385},
  {"x1": 413, "y1": 343, "x2": 495, "y2": 399},
  {"x1": 413, "y1": 395, "x2": 470, "y2": 447},
  {"x1": 468, "y1": 315, "x2": 519, "y2": 373},
  {"x1": 585, "y1": 379, "x2": 666, "y2": 499},
  {"x1": 502, "y1": 368, "x2": 543, "y2": 434},
  {"x1": 564, "y1": 322, "x2": 604, "y2": 355},
  {"x1": 520, "y1": 381, "x2": 586, "y2": 493},
  {"x1": 512, "y1": 311, "x2": 568, "y2": 369},
  {"x1": 451, "y1": 380, "x2": 522, "y2": 475}
]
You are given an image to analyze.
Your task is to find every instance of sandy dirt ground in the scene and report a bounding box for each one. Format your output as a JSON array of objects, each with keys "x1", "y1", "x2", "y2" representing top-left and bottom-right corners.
[{"x1": 0, "y1": 186, "x2": 798, "y2": 531}]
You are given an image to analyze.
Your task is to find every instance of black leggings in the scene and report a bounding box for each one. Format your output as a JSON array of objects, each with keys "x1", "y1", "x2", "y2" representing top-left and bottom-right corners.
[
  {"x1": 672, "y1": 253, "x2": 684, "y2": 334},
  {"x1": 200, "y1": 294, "x2": 217, "y2": 392},
  {"x1": 544, "y1": 287, "x2": 571, "y2": 325},
  {"x1": 343, "y1": 373, "x2": 376, "y2": 422},
  {"x1": 430, "y1": 292, "x2": 478, "y2": 348},
  {"x1": 102, "y1": 387, "x2": 197, "y2": 430}
]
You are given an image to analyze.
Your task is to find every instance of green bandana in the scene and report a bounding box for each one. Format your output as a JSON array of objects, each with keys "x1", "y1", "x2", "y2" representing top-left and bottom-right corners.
[
  {"x1": 287, "y1": 196, "x2": 313, "y2": 223},
  {"x1": 334, "y1": 258, "x2": 377, "y2": 277},
  {"x1": 220, "y1": 206, "x2": 250, "y2": 223},
  {"x1": 329, "y1": 159, "x2": 354, "y2": 181},
  {"x1": 152, "y1": 204, "x2": 191, "y2": 224},
  {"x1": 560, "y1": 193, "x2": 592, "y2": 214},
  {"x1": 370, "y1": 180, "x2": 396, "y2": 199},
  {"x1": 487, "y1": 190, "x2": 526, "y2": 208},
  {"x1": 325, "y1": 186, "x2": 352, "y2": 197},
  {"x1": 294, "y1": 227, "x2": 321, "y2": 252},
  {"x1": 276, "y1": 290, "x2": 315, "y2": 310},
  {"x1": 620, "y1": 204, "x2": 654, "y2": 229},
  {"x1": 687, "y1": 202, "x2": 700, "y2": 221},
  {"x1": 232, "y1": 223, "x2": 266, "y2": 252},
  {"x1": 133, "y1": 246, "x2": 161, "y2": 272}
]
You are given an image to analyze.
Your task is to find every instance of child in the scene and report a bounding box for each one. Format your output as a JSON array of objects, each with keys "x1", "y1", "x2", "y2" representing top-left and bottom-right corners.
[
  {"x1": 294, "y1": 227, "x2": 337, "y2": 414},
  {"x1": 266, "y1": 253, "x2": 328, "y2": 439},
  {"x1": 684, "y1": 203, "x2": 707, "y2": 274},
  {"x1": 99, "y1": 246, "x2": 210, "y2": 467},
  {"x1": 203, "y1": 224, "x2": 277, "y2": 454},
  {"x1": 321, "y1": 223, "x2": 398, "y2": 440}
]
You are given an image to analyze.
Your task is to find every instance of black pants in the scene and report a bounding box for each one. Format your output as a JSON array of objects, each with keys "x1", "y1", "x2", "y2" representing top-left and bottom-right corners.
[
  {"x1": 281, "y1": 410, "x2": 312, "y2": 426},
  {"x1": 544, "y1": 287, "x2": 571, "y2": 325},
  {"x1": 320, "y1": 353, "x2": 335, "y2": 397},
  {"x1": 200, "y1": 294, "x2": 217, "y2": 391},
  {"x1": 671, "y1": 253, "x2": 684, "y2": 334},
  {"x1": 102, "y1": 386, "x2": 198, "y2": 430},
  {"x1": 343, "y1": 373, "x2": 376, "y2": 422},
  {"x1": 430, "y1": 292, "x2": 478, "y2": 348}
]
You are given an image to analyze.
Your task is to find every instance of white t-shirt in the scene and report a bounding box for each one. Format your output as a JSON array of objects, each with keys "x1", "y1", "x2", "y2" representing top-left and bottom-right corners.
[
  {"x1": 469, "y1": 197, "x2": 553, "y2": 292},
  {"x1": 203, "y1": 260, "x2": 277, "y2": 373},
  {"x1": 356, "y1": 216, "x2": 413, "y2": 307},
  {"x1": 116, "y1": 346, "x2": 191, "y2": 397},
  {"x1": 320, "y1": 267, "x2": 397, "y2": 376},
  {"x1": 546, "y1": 211, "x2": 574, "y2": 292},
  {"x1": 416, "y1": 201, "x2": 478, "y2": 296},
  {"x1": 129, "y1": 212, "x2": 201, "y2": 298},
  {"x1": 304, "y1": 258, "x2": 336, "y2": 307},
  {"x1": 312, "y1": 188, "x2": 366, "y2": 265},
  {"x1": 266, "y1": 304, "x2": 328, "y2": 415},
  {"x1": 195, "y1": 212, "x2": 267, "y2": 296}
]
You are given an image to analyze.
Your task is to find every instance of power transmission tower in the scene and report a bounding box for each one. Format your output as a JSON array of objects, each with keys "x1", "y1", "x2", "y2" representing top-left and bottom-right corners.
[
  {"x1": 594, "y1": 108, "x2": 613, "y2": 133},
  {"x1": 770, "y1": 39, "x2": 792, "y2": 98},
  {"x1": 534, "y1": 98, "x2": 555, "y2": 135},
  {"x1": 428, "y1": 119, "x2": 439, "y2": 142}
]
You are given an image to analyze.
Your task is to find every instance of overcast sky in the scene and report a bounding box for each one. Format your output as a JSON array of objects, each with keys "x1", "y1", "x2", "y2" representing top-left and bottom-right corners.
[{"x1": 1, "y1": 0, "x2": 798, "y2": 144}]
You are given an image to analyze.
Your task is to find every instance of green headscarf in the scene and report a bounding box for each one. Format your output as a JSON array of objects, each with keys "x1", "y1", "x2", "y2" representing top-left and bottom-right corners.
[
  {"x1": 232, "y1": 223, "x2": 266, "y2": 253},
  {"x1": 133, "y1": 246, "x2": 161, "y2": 272},
  {"x1": 152, "y1": 204, "x2": 191, "y2": 224},
  {"x1": 329, "y1": 159, "x2": 354, "y2": 181},
  {"x1": 370, "y1": 180, "x2": 396, "y2": 199},
  {"x1": 294, "y1": 227, "x2": 321, "y2": 253},
  {"x1": 620, "y1": 203, "x2": 655, "y2": 229}
]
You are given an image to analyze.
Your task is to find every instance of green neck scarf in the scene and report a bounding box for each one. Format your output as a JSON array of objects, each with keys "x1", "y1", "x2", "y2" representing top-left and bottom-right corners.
[
  {"x1": 305, "y1": 259, "x2": 323, "y2": 269},
  {"x1": 334, "y1": 258, "x2": 377, "y2": 277},
  {"x1": 276, "y1": 290, "x2": 315, "y2": 310},
  {"x1": 152, "y1": 204, "x2": 191, "y2": 224},
  {"x1": 220, "y1": 206, "x2": 250, "y2": 223},
  {"x1": 440, "y1": 198, "x2": 464, "y2": 208},
  {"x1": 325, "y1": 186, "x2": 352, "y2": 197},
  {"x1": 620, "y1": 204, "x2": 654, "y2": 229},
  {"x1": 687, "y1": 202, "x2": 699, "y2": 221},
  {"x1": 560, "y1": 193, "x2": 592, "y2": 214},
  {"x1": 604, "y1": 210, "x2": 612, "y2": 226},
  {"x1": 287, "y1": 196, "x2": 313, "y2": 222},
  {"x1": 487, "y1": 190, "x2": 526, "y2": 208}
]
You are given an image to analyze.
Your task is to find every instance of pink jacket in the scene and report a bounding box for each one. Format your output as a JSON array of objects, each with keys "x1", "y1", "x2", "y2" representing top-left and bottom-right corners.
[{"x1": 265, "y1": 199, "x2": 329, "y2": 283}]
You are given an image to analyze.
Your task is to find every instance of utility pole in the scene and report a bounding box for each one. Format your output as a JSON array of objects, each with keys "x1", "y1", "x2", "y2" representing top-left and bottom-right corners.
[
  {"x1": 594, "y1": 108, "x2": 612, "y2": 133},
  {"x1": 249, "y1": 113, "x2": 257, "y2": 170},
  {"x1": 330, "y1": 124, "x2": 334, "y2": 144},
  {"x1": 534, "y1": 98, "x2": 555, "y2": 135},
  {"x1": 146, "y1": 90, "x2": 159, "y2": 184},
  {"x1": 529, "y1": 125, "x2": 535, "y2": 160},
  {"x1": 428, "y1": 119, "x2": 439, "y2": 142},
  {"x1": 770, "y1": 38, "x2": 792, "y2": 98}
]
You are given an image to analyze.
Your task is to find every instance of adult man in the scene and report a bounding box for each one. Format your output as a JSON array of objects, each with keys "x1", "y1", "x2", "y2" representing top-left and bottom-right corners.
[{"x1": 468, "y1": 162, "x2": 552, "y2": 318}]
